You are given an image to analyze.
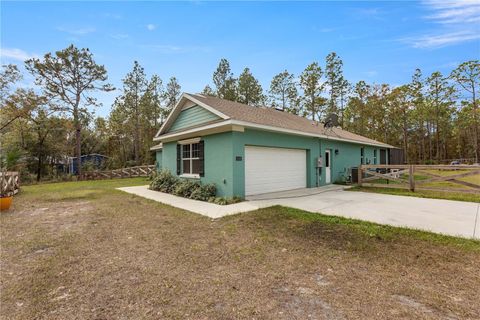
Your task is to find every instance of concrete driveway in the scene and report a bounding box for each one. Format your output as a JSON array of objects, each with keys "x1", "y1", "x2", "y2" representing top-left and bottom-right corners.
[
  {"x1": 254, "y1": 188, "x2": 479, "y2": 239},
  {"x1": 118, "y1": 186, "x2": 480, "y2": 239}
]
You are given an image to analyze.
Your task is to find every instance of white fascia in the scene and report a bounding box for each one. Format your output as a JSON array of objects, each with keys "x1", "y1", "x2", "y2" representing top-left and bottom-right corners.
[
  {"x1": 153, "y1": 120, "x2": 233, "y2": 141},
  {"x1": 154, "y1": 93, "x2": 230, "y2": 139},
  {"x1": 229, "y1": 120, "x2": 393, "y2": 148},
  {"x1": 154, "y1": 118, "x2": 392, "y2": 148}
]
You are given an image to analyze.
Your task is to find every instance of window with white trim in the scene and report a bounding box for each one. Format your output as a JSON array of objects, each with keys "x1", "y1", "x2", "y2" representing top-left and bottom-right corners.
[{"x1": 182, "y1": 143, "x2": 201, "y2": 175}]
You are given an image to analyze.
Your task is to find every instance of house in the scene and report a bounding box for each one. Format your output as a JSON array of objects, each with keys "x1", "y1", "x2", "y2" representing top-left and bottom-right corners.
[
  {"x1": 153, "y1": 93, "x2": 395, "y2": 198},
  {"x1": 68, "y1": 153, "x2": 109, "y2": 175}
]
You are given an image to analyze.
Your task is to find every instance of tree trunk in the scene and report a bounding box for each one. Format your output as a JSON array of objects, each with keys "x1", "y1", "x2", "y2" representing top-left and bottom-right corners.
[
  {"x1": 472, "y1": 85, "x2": 479, "y2": 163},
  {"x1": 134, "y1": 92, "x2": 140, "y2": 165},
  {"x1": 76, "y1": 124, "x2": 82, "y2": 178},
  {"x1": 134, "y1": 123, "x2": 140, "y2": 165},
  {"x1": 37, "y1": 154, "x2": 42, "y2": 182}
]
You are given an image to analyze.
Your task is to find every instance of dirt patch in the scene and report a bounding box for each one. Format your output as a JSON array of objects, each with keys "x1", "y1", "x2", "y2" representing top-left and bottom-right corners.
[
  {"x1": 1, "y1": 182, "x2": 479, "y2": 319},
  {"x1": 14, "y1": 200, "x2": 95, "y2": 233}
]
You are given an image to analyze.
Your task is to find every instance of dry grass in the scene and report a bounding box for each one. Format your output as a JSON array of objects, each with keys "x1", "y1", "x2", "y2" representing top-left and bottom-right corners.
[{"x1": 1, "y1": 178, "x2": 479, "y2": 319}]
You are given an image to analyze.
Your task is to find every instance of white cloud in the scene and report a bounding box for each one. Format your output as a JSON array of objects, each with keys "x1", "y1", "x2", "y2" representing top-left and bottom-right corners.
[
  {"x1": 146, "y1": 24, "x2": 156, "y2": 31},
  {"x1": 142, "y1": 44, "x2": 211, "y2": 54},
  {"x1": 364, "y1": 70, "x2": 379, "y2": 77},
  {"x1": 57, "y1": 26, "x2": 96, "y2": 35},
  {"x1": 403, "y1": 0, "x2": 480, "y2": 48},
  {"x1": 110, "y1": 33, "x2": 129, "y2": 40},
  {"x1": 0, "y1": 48, "x2": 39, "y2": 61},
  {"x1": 403, "y1": 30, "x2": 480, "y2": 48},
  {"x1": 103, "y1": 13, "x2": 123, "y2": 20},
  {"x1": 424, "y1": 0, "x2": 480, "y2": 24}
]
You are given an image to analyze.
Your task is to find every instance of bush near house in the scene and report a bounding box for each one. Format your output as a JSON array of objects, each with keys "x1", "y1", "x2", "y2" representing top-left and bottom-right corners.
[{"x1": 149, "y1": 169, "x2": 218, "y2": 202}]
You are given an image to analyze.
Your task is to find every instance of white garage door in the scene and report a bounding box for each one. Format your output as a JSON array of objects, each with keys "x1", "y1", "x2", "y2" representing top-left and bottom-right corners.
[{"x1": 245, "y1": 146, "x2": 307, "y2": 196}]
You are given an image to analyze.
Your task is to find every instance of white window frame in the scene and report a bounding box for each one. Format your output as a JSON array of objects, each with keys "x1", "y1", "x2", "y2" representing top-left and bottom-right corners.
[{"x1": 181, "y1": 142, "x2": 201, "y2": 178}]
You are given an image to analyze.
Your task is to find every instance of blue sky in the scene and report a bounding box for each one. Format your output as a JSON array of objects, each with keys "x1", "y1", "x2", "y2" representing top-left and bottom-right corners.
[{"x1": 1, "y1": 1, "x2": 479, "y2": 117}]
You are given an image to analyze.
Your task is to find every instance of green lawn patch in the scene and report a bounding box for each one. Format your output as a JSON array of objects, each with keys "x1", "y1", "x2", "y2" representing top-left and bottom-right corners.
[
  {"x1": 19, "y1": 177, "x2": 149, "y2": 201},
  {"x1": 250, "y1": 206, "x2": 480, "y2": 251},
  {"x1": 349, "y1": 185, "x2": 480, "y2": 203}
]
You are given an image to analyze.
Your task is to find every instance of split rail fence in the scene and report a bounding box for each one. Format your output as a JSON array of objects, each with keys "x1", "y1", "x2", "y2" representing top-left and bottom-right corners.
[
  {"x1": 357, "y1": 164, "x2": 480, "y2": 194},
  {"x1": 80, "y1": 165, "x2": 155, "y2": 180},
  {"x1": 0, "y1": 171, "x2": 20, "y2": 195}
]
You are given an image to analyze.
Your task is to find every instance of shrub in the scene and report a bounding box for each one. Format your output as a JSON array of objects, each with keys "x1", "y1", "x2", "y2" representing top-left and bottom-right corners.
[
  {"x1": 149, "y1": 169, "x2": 178, "y2": 193},
  {"x1": 173, "y1": 179, "x2": 200, "y2": 198},
  {"x1": 148, "y1": 170, "x2": 158, "y2": 181},
  {"x1": 210, "y1": 196, "x2": 243, "y2": 205},
  {"x1": 149, "y1": 170, "x2": 219, "y2": 203},
  {"x1": 190, "y1": 183, "x2": 216, "y2": 201}
]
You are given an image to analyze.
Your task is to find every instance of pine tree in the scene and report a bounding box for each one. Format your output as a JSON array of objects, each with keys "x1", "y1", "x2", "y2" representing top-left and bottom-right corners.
[
  {"x1": 202, "y1": 85, "x2": 215, "y2": 96},
  {"x1": 325, "y1": 52, "x2": 349, "y2": 126},
  {"x1": 269, "y1": 70, "x2": 299, "y2": 113},
  {"x1": 122, "y1": 61, "x2": 148, "y2": 165},
  {"x1": 426, "y1": 71, "x2": 456, "y2": 161},
  {"x1": 212, "y1": 58, "x2": 237, "y2": 101},
  {"x1": 237, "y1": 67, "x2": 264, "y2": 106},
  {"x1": 26, "y1": 45, "x2": 113, "y2": 177},
  {"x1": 165, "y1": 77, "x2": 181, "y2": 112},
  {"x1": 299, "y1": 62, "x2": 326, "y2": 121},
  {"x1": 451, "y1": 60, "x2": 480, "y2": 163}
]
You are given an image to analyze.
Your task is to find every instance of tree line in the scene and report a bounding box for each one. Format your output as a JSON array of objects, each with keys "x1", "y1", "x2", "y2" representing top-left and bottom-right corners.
[
  {"x1": 0, "y1": 44, "x2": 478, "y2": 182},
  {"x1": 201, "y1": 56, "x2": 478, "y2": 165}
]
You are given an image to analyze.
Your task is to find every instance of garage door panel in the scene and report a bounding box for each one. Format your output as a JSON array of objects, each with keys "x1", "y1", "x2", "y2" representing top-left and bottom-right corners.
[{"x1": 245, "y1": 146, "x2": 306, "y2": 196}]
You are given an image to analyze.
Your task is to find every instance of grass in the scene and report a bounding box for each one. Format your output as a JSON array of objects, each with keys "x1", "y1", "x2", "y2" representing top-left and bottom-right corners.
[
  {"x1": 358, "y1": 169, "x2": 480, "y2": 202},
  {"x1": 1, "y1": 178, "x2": 479, "y2": 319},
  {"x1": 349, "y1": 186, "x2": 480, "y2": 202},
  {"x1": 262, "y1": 206, "x2": 480, "y2": 250}
]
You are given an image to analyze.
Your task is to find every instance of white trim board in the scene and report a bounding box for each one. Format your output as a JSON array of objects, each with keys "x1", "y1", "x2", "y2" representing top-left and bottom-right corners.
[
  {"x1": 154, "y1": 94, "x2": 230, "y2": 138},
  {"x1": 155, "y1": 118, "x2": 393, "y2": 148}
]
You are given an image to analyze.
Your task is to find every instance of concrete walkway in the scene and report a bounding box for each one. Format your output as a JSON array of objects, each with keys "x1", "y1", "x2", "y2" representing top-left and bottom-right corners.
[{"x1": 117, "y1": 185, "x2": 480, "y2": 239}]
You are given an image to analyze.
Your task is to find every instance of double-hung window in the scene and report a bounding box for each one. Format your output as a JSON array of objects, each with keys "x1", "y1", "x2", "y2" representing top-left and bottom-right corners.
[
  {"x1": 182, "y1": 143, "x2": 201, "y2": 176},
  {"x1": 360, "y1": 147, "x2": 365, "y2": 165}
]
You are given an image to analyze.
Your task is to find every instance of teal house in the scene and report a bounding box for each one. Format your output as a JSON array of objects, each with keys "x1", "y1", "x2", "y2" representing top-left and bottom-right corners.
[{"x1": 153, "y1": 93, "x2": 394, "y2": 198}]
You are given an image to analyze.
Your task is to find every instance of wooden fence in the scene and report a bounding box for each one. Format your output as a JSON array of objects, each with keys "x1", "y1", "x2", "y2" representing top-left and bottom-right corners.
[
  {"x1": 357, "y1": 164, "x2": 480, "y2": 194},
  {"x1": 0, "y1": 172, "x2": 20, "y2": 195},
  {"x1": 80, "y1": 165, "x2": 156, "y2": 180}
]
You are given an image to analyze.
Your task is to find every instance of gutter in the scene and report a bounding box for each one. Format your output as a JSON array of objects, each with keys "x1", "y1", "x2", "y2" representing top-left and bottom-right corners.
[{"x1": 154, "y1": 119, "x2": 395, "y2": 149}]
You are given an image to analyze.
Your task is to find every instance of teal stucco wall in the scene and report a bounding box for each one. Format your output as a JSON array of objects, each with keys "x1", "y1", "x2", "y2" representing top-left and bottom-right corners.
[
  {"x1": 319, "y1": 140, "x2": 386, "y2": 184},
  {"x1": 157, "y1": 132, "x2": 235, "y2": 197},
  {"x1": 157, "y1": 128, "x2": 390, "y2": 198},
  {"x1": 155, "y1": 150, "x2": 162, "y2": 171},
  {"x1": 169, "y1": 105, "x2": 220, "y2": 132}
]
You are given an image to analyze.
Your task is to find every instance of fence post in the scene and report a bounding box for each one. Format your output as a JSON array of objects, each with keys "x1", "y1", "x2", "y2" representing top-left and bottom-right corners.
[
  {"x1": 409, "y1": 165, "x2": 415, "y2": 192},
  {"x1": 358, "y1": 165, "x2": 363, "y2": 187}
]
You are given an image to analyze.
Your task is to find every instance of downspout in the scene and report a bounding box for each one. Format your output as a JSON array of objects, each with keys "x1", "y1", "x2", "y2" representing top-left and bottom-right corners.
[{"x1": 317, "y1": 139, "x2": 322, "y2": 187}]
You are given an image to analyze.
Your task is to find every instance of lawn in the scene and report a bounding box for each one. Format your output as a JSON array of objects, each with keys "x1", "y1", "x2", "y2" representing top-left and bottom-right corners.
[
  {"x1": 358, "y1": 169, "x2": 480, "y2": 202},
  {"x1": 350, "y1": 186, "x2": 480, "y2": 202},
  {"x1": 1, "y1": 178, "x2": 479, "y2": 319}
]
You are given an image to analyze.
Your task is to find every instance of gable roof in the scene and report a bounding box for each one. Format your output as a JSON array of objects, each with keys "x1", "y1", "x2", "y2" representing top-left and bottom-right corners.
[{"x1": 155, "y1": 93, "x2": 394, "y2": 148}]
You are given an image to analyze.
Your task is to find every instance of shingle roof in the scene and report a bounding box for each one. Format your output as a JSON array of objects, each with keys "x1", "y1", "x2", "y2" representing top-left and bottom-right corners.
[{"x1": 189, "y1": 93, "x2": 394, "y2": 148}]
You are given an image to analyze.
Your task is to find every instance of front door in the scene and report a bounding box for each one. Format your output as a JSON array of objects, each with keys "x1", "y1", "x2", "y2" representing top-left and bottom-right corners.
[
  {"x1": 380, "y1": 149, "x2": 387, "y2": 164},
  {"x1": 325, "y1": 149, "x2": 331, "y2": 184}
]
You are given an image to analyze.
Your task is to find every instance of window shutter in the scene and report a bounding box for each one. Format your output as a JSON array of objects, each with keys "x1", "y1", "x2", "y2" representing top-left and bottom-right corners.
[
  {"x1": 199, "y1": 140, "x2": 205, "y2": 177},
  {"x1": 176, "y1": 144, "x2": 181, "y2": 175}
]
